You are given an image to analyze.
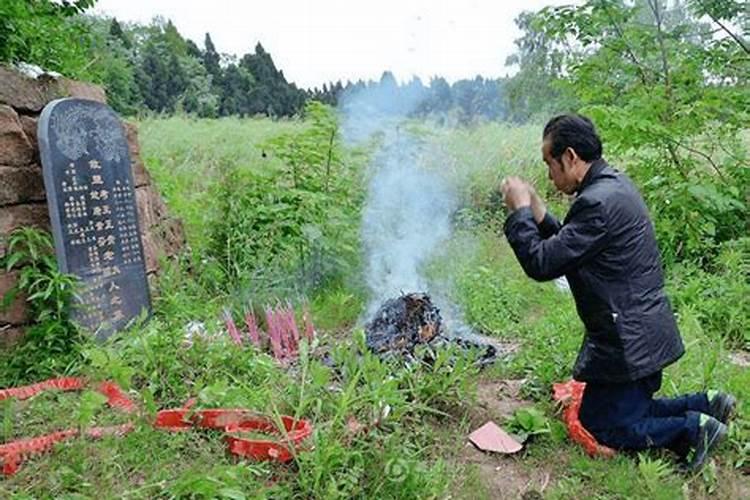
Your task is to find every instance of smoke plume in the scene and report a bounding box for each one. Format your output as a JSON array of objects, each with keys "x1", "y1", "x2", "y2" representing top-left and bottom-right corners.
[{"x1": 338, "y1": 84, "x2": 470, "y2": 325}]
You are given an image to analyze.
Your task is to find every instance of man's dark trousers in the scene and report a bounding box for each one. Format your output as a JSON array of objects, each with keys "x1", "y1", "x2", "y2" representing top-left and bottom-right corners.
[{"x1": 579, "y1": 371, "x2": 709, "y2": 455}]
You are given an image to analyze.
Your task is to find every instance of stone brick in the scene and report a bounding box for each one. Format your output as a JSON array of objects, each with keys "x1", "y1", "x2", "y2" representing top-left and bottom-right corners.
[
  {"x1": 0, "y1": 164, "x2": 46, "y2": 206},
  {"x1": 138, "y1": 217, "x2": 185, "y2": 274},
  {"x1": 0, "y1": 66, "x2": 107, "y2": 113},
  {"x1": 18, "y1": 114, "x2": 39, "y2": 163},
  {"x1": 160, "y1": 217, "x2": 186, "y2": 257},
  {"x1": 132, "y1": 159, "x2": 151, "y2": 187},
  {"x1": 124, "y1": 121, "x2": 141, "y2": 159},
  {"x1": 60, "y1": 78, "x2": 107, "y2": 103},
  {"x1": 135, "y1": 186, "x2": 153, "y2": 230},
  {"x1": 0, "y1": 271, "x2": 28, "y2": 325},
  {"x1": 0, "y1": 202, "x2": 50, "y2": 234},
  {"x1": 140, "y1": 230, "x2": 160, "y2": 274},
  {"x1": 0, "y1": 66, "x2": 50, "y2": 112},
  {"x1": 0, "y1": 105, "x2": 34, "y2": 166},
  {"x1": 136, "y1": 184, "x2": 168, "y2": 230}
]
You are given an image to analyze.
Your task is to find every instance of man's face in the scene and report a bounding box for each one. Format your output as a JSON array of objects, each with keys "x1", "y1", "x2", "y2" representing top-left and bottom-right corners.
[{"x1": 542, "y1": 138, "x2": 577, "y2": 195}]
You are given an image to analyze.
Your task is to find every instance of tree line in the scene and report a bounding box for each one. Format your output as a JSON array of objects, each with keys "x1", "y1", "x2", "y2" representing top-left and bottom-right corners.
[
  {"x1": 1, "y1": 0, "x2": 745, "y2": 127},
  {"x1": 1, "y1": 0, "x2": 508, "y2": 121}
]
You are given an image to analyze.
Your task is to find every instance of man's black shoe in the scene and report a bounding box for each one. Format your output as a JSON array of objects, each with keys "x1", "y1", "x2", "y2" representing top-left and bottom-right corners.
[
  {"x1": 686, "y1": 415, "x2": 728, "y2": 472},
  {"x1": 708, "y1": 392, "x2": 737, "y2": 424}
]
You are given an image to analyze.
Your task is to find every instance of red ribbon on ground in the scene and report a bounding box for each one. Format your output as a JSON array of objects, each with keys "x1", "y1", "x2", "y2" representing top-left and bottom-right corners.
[
  {"x1": 552, "y1": 380, "x2": 616, "y2": 458},
  {"x1": 0, "y1": 377, "x2": 312, "y2": 476},
  {"x1": 0, "y1": 377, "x2": 86, "y2": 402},
  {"x1": 154, "y1": 408, "x2": 312, "y2": 463},
  {"x1": 0, "y1": 377, "x2": 137, "y2": 476}
]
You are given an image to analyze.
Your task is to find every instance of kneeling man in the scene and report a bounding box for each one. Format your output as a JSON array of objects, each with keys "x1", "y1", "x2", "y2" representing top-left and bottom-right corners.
[{"x1": 500, "y1": 114, "x2": 735, "y2": 470}]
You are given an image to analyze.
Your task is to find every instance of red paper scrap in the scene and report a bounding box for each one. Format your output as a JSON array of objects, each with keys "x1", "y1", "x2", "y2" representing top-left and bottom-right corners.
[{"x1": 468, "y1": 421, "x2": 523, "y2": 454}]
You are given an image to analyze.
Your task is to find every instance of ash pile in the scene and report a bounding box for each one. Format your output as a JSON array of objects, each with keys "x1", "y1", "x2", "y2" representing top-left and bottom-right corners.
[{"x1": 365, "y1": 293, "x2": 498, "y2": 366}]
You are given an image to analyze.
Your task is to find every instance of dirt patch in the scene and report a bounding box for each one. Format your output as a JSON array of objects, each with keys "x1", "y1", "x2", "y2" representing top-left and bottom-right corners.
[
  {"x1": 728, "y1": 351, "x2": 750, "y2": 368},
  {"x1": 457, "y1": 442, "x2": 552, "y2": 499},
  {"x1": 452, "y1": 378, "x2": 557, "y2": 498},
  {"x1": 466, "y1": 378, "x2": 530, "y2": 428}
]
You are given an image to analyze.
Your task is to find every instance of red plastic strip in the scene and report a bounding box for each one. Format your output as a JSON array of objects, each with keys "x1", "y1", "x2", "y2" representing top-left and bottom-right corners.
[
  {"x1": 1, "y1": 376, "x2": 312, "y2": 475},
  {"x1": 0, "y1": 377, "x2": 137, "y2": 476},
  {"x1": 0, "y1": 377, "x2": 85, "y2": 402},
  {"x1": 155, "y1": 408, "x2": 312, "y2": 462},
  {"x1": 0, "y1": 423, "x2": 136, "y2": 476},
  {"x1": 552, "y1": 380, "x2": 616, "y2": 458},
  {"x1": 0, "y1": 429, "x2": 77, "y2": 475},
  {"x1": 97, "y1": 381, "x2": 136, "y2": 414},
  {"x1": 225, "y1": 415, "x2": 313, "y2": 463}
]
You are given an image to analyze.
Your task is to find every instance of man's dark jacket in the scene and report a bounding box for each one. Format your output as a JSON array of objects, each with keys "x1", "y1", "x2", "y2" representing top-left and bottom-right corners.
[{"x1": 504, "y1": 159, "x2": 684, "y2": 383}]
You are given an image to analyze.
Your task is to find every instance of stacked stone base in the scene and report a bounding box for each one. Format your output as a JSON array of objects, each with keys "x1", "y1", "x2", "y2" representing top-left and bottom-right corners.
[{"x1": 0, "y1": 66, "x2": 185, "y2": 345}]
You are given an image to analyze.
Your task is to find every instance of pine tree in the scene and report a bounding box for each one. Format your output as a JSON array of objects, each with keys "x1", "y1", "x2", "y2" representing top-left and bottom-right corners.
[
  {"x1": 137, "y1": 42, "x2": 169, "y2": 111},
  {"x1": 203, "y1": 33, "x2": 221, "y2": 79},
  {"x1": 109, "y1": 18, "x2": 130, "y2": 49}
]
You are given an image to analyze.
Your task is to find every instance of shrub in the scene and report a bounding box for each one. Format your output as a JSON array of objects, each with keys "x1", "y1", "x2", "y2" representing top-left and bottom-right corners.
[{"x1": 0, "y1": 228, "x2": 84, "y2": 384}]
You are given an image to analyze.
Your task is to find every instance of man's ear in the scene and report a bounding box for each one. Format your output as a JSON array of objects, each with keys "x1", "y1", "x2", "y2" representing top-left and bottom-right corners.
[{"x1": 563, "y1": 147, "x2": 578, "y2": 168}]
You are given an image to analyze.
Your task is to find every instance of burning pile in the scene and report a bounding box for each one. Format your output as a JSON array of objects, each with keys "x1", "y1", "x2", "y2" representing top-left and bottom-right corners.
[
  {"x1": 365, "y1": 293, "x2": 497, "y2": 365},
  {"x1": 365, "y1": 293, "x2": 441, "y2": 353}
]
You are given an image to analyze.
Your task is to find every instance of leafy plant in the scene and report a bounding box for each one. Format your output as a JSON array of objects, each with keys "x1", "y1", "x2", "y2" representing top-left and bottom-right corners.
[
  {"x1": 505, "y1": 406, "x2": 551, "y2": 442},
  {"x1": 75, "y1": 389, "x2": 108, "y2": 429},
  {"x1": 512, "y1": 0, "x2": 749, "y2": 267},
  {"x1": 82, "y1": 345, "x2": 135, "y2": 389},
  {"x1": 3, "y1": 227, "x2": 79, "y2": 322},
  {"x1": 206, "y1": 101, "x2": 363, "y2": 294},
  {"x1": 0, "y1": 228, "x2": 84, "y2": 384},
  {"x1": 667, "y1": 238, "x2": 750, "y2": 348},
  {"x1": 0, "y1": 0, "x2": 98, "y2": 77}
]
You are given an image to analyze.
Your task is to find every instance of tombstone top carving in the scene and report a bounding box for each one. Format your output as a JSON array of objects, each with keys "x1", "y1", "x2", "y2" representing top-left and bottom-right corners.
[
  {"x1": 50, "y1": 103, "x2": 127, "y2": 163},
  {"x1": 38, "y1": 98, "x2": 150, "y2": 339}
]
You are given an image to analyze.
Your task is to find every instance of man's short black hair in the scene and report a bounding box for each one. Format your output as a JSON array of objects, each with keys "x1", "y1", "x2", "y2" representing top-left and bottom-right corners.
[{"x1": 543, "y1": 114, "x2": 603, "y2": 162}]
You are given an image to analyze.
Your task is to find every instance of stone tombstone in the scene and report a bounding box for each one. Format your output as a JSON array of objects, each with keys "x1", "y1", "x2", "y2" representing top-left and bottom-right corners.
[{"x1": 38, "y1": 98, "x2": 151, "y2": 339}]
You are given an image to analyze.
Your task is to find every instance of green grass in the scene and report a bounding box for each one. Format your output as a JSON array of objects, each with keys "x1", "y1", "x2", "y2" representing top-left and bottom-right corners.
[
  {"x1": 136, "y1": 116, "x2": 306, "y2": 254},
  {"x1": 1, "y1": 117, "x2": 748, "y2": 498},
  {"x1": 436, "y1": 228, "x2": 750, "y2": 499}
]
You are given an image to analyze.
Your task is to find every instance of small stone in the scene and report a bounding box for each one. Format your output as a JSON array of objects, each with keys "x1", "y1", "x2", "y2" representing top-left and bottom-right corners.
[
  {"x1": 0, "y1": 164, "x2": 46, "y2": 206},
  {"x1": 60, "y1": 78, "x2": 107, "y2": 103},
  {"x1": 0, "y1": 105, "x2": 34, "y2": 165},
  {"x1": 728, "y1": 351, "x2": 750, "y2": 368},
  {"x1": 0, "y1": 66, "x2": 49, "y2": 112},
  {"x1": 0, "y1": 325, "x2": 26, "y2": 347}
]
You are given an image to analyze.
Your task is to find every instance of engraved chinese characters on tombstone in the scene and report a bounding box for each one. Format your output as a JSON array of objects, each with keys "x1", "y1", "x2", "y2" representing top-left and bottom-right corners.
[{"x1": 38, "y1": 98, "x2": 151, "y2": 339}]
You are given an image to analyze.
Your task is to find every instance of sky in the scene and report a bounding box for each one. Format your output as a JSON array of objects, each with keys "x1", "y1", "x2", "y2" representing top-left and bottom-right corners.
[{"x1": 94, "y1": 0, "x2": 574, "y2": 90}]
